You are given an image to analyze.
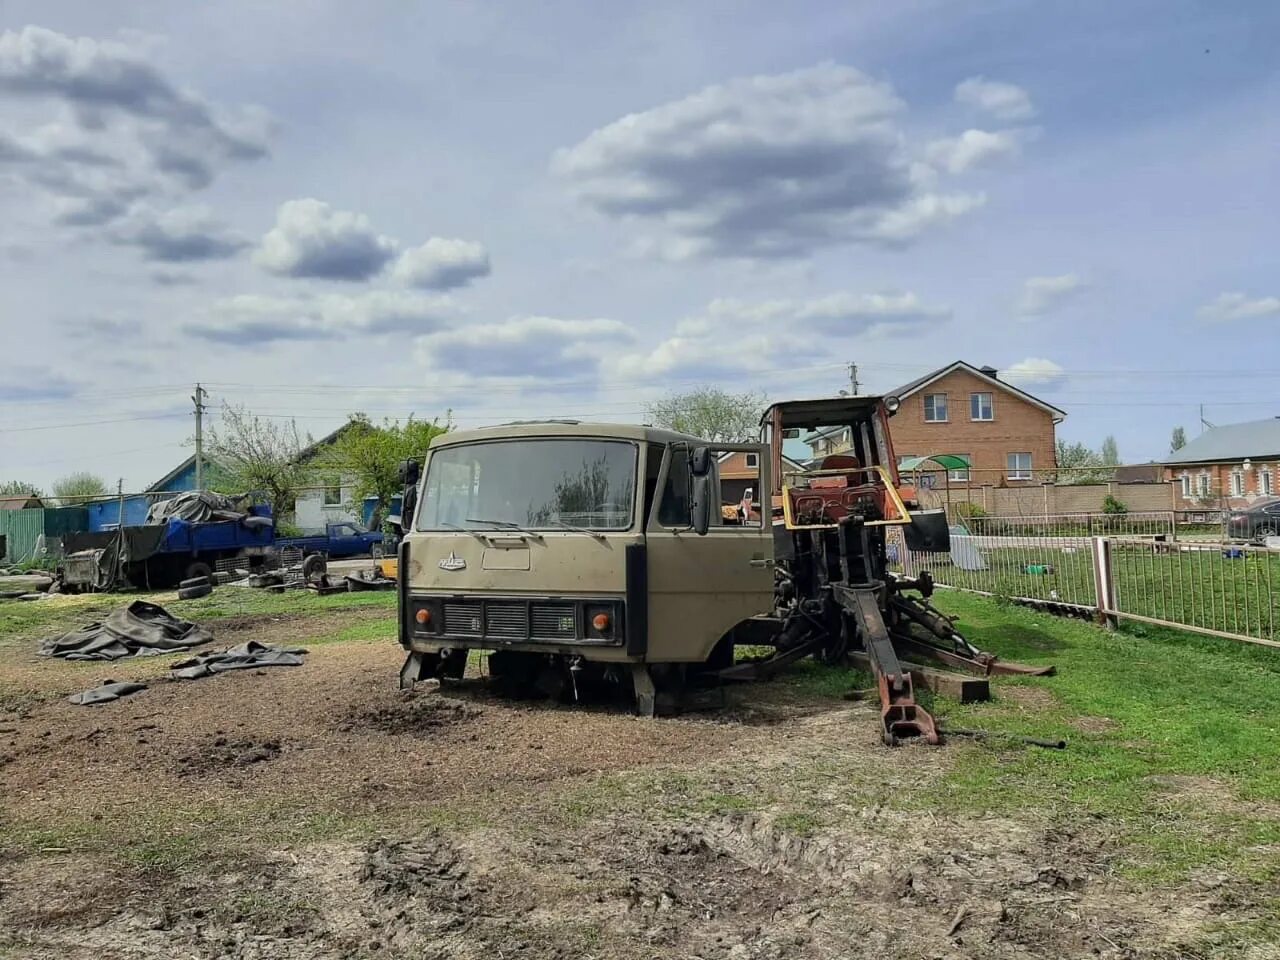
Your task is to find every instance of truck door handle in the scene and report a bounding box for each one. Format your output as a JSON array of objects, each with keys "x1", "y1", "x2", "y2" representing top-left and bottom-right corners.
[{"x1": 749, "y1": 558, "x2": 775, "y2": 568}]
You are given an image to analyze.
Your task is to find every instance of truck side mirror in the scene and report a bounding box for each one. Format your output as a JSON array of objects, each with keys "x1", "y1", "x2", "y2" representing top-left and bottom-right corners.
[
  {"x1": 397, "y1": 458, "x2": 420, "y2": 486},
  {"x1": 690, "y1": 445, "x2": 712, "y2": 477},
  {"x1": 691, "y1": 473, "x2": 712, "y2": 536}
]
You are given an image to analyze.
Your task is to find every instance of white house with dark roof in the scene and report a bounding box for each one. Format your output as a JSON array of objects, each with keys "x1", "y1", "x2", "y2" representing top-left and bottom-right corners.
[{"x1": 1164, "y1": 418, "x2": 1280, "y2": 507}]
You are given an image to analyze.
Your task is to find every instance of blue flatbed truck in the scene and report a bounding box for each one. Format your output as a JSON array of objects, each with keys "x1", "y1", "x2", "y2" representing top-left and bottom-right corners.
[{"x1": 61, "y1": 513, "x2": 384, "y2": 590}]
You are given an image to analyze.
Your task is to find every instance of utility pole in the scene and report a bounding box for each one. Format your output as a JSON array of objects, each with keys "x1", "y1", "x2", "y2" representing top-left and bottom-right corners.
[
  {"x1": 117, "y1": 478, "x2": 124, "y2": 528},
  {"x1": 848, "y1": 362, "x2": 860, "y2": 395},
  {"x1": 192, "y1": 383, "x2": 208, "y2": 490}
]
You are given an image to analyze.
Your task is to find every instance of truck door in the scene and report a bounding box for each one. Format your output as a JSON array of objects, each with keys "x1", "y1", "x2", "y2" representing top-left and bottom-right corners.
[{"x1": 643, "y1": 442, "x2": 774, "y2": 664}]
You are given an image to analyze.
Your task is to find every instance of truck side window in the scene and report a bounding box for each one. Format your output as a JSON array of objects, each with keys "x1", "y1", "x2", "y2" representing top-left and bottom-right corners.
[
  {"x1": 643, "y1": 443, "x2": 664, "y2": 522},
  {"x1": 657, "y1": 446, "x2": 692, "y2": 526}
]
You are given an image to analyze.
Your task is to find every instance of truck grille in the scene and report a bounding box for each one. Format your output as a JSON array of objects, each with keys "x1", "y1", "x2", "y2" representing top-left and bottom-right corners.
[
  {"x1": 442, "y1": 602, "x2": 483, "y2": 636},
  {"x1": 531, "y1": 603, "x2": 577, "y2": 639},
  {"x1": 485, "y1": 602, "x2": 529, "y2": 638},
  {"x1": 419, "y1": 596, "x2": 620, "y2": 646}
]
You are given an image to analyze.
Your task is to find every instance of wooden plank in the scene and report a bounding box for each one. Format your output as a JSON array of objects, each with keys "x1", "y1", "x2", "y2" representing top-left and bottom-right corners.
[{"x1": 847, "y1": 650, "x2": 990, "y2": 703}]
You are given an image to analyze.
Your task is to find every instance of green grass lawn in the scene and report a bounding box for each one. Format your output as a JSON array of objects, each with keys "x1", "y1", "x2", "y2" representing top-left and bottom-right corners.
[{"x1": 920, "y1": 593, "x2": 1280, "y2": 883}]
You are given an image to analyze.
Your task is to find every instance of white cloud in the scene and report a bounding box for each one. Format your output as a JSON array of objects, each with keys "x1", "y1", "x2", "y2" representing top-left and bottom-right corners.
[
  {"x1": 954, "y1": 76, "x2": 1035, "y2": 121},
  {"x1": 393, "y1": 237, "x2": 491, "y2": 290},
  {"x1": 188, "y1": 291, "x2": 457, "y2": 342},
  {"x1": 417, "y1": 316, "x2": 633, "y2": 378},
  {"x1": 1003, "y1": 357, "x2": 1065, "y2": 387},
  {"x1": 0, "y1": 26, "x2": 270, "y2": 236},
  {"x1": 1017, "y1": 274, "x2": 1086, "y2": 316},
  {"x1": 254, "y1": 199, "x2": 398, "y2": 281},
  {"x1": 925, "y1": 129, "x2": 1021, "y2": 174},
  {"x1": 614, "y1": 291, "x2": 949, "y2": 379},
  {"x1": 110, "y1": 204, "x2": 247, "y2": 261},
  {"x1": 1197, "y1": 292, "x2": 1280, "y2": 323},
  {"x1": 553, "y1": 62, "x2": 982, "y2": 260}
]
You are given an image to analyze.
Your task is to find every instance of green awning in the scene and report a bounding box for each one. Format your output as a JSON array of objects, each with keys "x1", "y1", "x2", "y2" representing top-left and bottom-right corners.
[{"x1": 898, "y1": 454, "x2": 970, "y2": 471}]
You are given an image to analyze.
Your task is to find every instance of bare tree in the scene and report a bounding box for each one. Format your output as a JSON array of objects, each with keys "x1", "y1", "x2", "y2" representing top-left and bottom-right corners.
[
  {"x1": 51, "y1": 472, "x2": 109, "y2": 504},
  {"x1": 205, "y1": 404, "x2": 308, "y2": 521},
  {"x1": 0, "y1": 480, "x2": 43, "y2": 498},
  {"x1": 646, "y1": 387, "x2": 767, "y2": 442}
]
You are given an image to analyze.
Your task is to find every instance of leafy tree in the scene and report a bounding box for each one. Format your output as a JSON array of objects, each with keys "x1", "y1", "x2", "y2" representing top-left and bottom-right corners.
[
  {"x1": 0, "y1": 480, "x2": 43, "y2": 498},
  {"x1": 1054, "y1": 440, "x2": 1113, "y2": 485},
  {"x1": 51, "y1": 471, "x2": 109, "y2": 504},
  {"x1": 1170, "y1": 426, "x2": 1186, "y2": 452},
  {"x1": 1100, "y1": 435, "x2": 1119, "y2": 466},
  {"x1": 322, "y1": 413, "x2": 451, "y2": 528},
  {"x1": 646, "y1": 387, "x2": 767, "y2": 442},
  {"x1": 206, "y1": 404, "x2": 309, "y2": 521}
]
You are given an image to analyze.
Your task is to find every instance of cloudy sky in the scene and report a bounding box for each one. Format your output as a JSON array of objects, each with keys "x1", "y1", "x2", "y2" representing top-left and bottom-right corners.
[{"x1": 2, "y1": 1, "x2": 1278, "y2": 491}]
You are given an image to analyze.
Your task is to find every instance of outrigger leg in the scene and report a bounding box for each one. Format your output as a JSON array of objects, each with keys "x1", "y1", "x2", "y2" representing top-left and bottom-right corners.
[{"x1": 833, "y1": 584, "x2": 939, "y2": 746}]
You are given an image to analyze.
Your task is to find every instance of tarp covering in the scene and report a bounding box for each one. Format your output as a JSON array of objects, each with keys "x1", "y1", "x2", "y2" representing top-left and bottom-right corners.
[
  {"x1": 169, "y1": 641, "x2": 306, "y2": 679},
  {"x1": 147, "y1": 490, "x2": 248, "y2": 525},
  {"x1": 69, "y1": 680, "x2": 148, "y2": 705},
  {"x1": 38, "y1": 600, "x2": 212, "y2": 660}
]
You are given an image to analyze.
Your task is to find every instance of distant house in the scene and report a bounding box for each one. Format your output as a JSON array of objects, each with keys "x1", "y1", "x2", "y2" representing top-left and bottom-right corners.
[
  {"x1": 717, "y1": 450, "x2": 804, "y2": 504},
  {"x1": 804, "y1": 362, "x2": 1065, "y2": 488},
  {"x1": 293, "y1": 423, "x2": 365, "y2": 533},
  {"x1": 85, "y1": 454, "x2": 208, "y2": 531},
  {"x1": 1164, "y1": 418, "x2": 1280, "y2": 508}
]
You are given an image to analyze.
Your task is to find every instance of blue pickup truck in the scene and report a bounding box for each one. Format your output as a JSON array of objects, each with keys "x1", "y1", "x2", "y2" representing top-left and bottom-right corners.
[{"x1": 277, "y1": 522, "x2": 383, "y2": 559}]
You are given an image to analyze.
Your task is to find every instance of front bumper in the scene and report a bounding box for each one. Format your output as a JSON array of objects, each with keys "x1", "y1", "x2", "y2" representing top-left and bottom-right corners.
[{"x1": 403, "y1": 593, "x2": 627, "y2": 650}]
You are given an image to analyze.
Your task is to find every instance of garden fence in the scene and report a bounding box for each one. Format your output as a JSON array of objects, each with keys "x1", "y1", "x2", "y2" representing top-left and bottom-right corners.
[{"x1": 895, "y1": 512, "x2": 1280, "y2": 649}]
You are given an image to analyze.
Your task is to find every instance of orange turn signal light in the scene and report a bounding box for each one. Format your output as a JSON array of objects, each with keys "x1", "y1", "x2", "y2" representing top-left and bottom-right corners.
[
  {"x1": 415, "y1": 609, "x2": 431, "y2": 625},
  {"x1": 591, "y1": 612, "x2": 611, "y2": 631}
]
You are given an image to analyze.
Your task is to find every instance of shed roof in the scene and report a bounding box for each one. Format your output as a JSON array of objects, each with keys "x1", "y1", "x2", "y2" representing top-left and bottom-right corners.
[
  {"x1": 0, "y1": 495, "x2": 42, "y2": 510},
  {"x1": 1164, "y1": 418, "x2": 1280, "y2": 465}
]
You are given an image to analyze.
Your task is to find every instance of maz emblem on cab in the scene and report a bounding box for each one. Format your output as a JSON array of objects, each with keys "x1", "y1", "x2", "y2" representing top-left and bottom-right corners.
[{"x1": 438, "y1": 552, "x2": 466, "y2": 572}]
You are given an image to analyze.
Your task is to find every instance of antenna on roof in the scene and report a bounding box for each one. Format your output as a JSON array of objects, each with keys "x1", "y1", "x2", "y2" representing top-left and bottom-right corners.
[{"x1": 1200, "y1": 404, "x2": 1215, "y2": 433}]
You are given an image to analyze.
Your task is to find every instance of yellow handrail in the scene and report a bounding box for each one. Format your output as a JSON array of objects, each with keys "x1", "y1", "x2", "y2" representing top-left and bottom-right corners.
[{"x1": 780, "y1": 464, "x2": 911, "y2": 530}]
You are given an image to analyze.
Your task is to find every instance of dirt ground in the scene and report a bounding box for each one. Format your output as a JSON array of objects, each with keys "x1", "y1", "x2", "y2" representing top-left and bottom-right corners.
[{"x1": 0, "y1": 603, "x2": 1264, "y2": 959}]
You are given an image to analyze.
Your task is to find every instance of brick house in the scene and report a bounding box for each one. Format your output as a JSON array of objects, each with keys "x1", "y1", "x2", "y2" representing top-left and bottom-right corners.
[
  {"x1": 804, "y1": 361, "x2": 1064, "y2": 488},
  {"x1": 717, "y1": 450, "x2": 805, "y2": 504},
  {"x1": 1163, "y1": 418, "x2": 1280, "y2": 509}
]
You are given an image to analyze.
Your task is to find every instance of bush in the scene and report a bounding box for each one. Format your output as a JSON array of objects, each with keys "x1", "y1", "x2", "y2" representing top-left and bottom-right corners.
[
  {"x1": 953, "y1": 502, "x2": 987, "y2": 519},
  {"x1": 275, "y1": 521, "x2": 305, "y2": 538},
  {"x1": 1102, "y1": 494, "x2": 1129, "y2": 516}
]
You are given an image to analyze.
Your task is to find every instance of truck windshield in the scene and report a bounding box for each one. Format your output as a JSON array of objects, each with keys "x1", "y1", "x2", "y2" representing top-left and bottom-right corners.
[{"x1": 416, "y1": 438, "x2": 637, "y2": 532}]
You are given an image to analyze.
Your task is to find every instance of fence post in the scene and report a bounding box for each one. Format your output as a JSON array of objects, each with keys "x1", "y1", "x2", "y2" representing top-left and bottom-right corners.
[{"x1": 1091, "y1": 536, "x2": 1118, "y2": 630}]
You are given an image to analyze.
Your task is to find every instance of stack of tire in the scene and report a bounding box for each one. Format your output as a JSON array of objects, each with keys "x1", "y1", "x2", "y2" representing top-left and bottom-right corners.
[{"x1": 177, "y1": 562, "x2": 214, "y2": 600}]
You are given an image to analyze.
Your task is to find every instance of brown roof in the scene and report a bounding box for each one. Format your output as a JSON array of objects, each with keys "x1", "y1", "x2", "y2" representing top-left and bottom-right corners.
[
  {"x1": 890, "y1": 361, "x2": 1067, "y2": 421},
  {"x1": 0, "y1": 495, "x2": 42, "y2": 510}
]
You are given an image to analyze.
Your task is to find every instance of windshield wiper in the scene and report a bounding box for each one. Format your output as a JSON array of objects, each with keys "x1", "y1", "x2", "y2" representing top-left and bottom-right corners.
[
  {"x1": 465, "y1": 518, "x2": 544, "y2": 540},
  {"x1": 547, "y1": 519, "x2": 607, "y2": 542},
  {"x1": 439, "y1": 520, "x2": 488, "y2": 543}
]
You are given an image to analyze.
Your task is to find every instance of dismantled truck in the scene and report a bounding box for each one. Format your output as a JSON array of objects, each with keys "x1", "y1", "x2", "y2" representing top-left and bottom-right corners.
[{"x1": 397, "y1": 397, "x2": 1051, "y2": 744}]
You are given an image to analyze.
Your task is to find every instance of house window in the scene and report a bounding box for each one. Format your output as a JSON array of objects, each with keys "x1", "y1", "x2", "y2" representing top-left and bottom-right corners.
[
  {"x1": 745, "y1": 452, "x2": 759, "y2": 469},
  {"x1": 323, "y1": 479, "x2": 342, "y2": 506},
  {"x1": 923, "y1": 394, "x2": 948, "y2": 422},
  {"x1": 1007, "y1": 452, "x2": 1032, "y2": 480},
  {"x1": 1230, "y1": 470, "x2": 1244, "y2": 497},
  {"x1": 1179, "y1": 474, "x2": 1192, "y2": 499},
  {"x1": 948, "y1": 454, "x2": 971, "y2": 482},
  {"x1": 970, "y1": 393, "x2": 994, "y2": 421},
  {"x1": 1262, "y1": 469, "x2": 1274, "y2": 497},
  {"x1": 1197, "y1": 473, "x2": 1210, "y2": 497}
]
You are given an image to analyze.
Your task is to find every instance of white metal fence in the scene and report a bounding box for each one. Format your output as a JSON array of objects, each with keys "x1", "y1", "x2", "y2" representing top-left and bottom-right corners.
[{"x1": 894, "y1": 512, "x2": 1280, "y2": 648}]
